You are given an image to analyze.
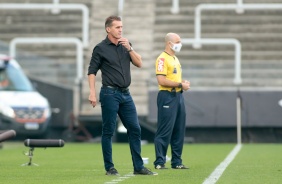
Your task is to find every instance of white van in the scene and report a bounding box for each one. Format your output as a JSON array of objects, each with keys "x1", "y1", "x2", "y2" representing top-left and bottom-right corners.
[{"x1": 0, "y1": 54, "x2": 51, "y2": 136}]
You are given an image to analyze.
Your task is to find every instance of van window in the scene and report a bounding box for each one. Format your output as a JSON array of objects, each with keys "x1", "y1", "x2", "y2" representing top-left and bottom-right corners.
[{"x1": 0, "y1": 63, "x2": 34, "y2": 91}]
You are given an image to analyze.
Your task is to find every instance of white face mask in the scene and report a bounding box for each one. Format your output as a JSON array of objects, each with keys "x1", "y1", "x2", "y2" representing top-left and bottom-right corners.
[{"x1": 170, "y1": 42, "x2": 182, "y2": 52}]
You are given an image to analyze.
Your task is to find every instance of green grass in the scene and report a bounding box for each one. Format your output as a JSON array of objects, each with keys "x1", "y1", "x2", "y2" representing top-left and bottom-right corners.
[
  {"x1": 218, "y1": 144, "x2": 282, "y2": 184},
  {"x1": 0, "y1": 142, "x2": 281, "y2": 184}
]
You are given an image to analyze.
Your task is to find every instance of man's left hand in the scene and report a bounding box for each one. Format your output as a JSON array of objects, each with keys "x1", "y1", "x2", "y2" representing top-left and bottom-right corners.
[{"x1": 182, "y1": 80, "x2": 190, "y2": 91}]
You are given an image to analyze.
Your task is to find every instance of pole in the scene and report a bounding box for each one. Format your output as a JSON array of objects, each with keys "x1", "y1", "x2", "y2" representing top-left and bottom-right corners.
[{"x1": 236, "y1": 88, "x2": 242, "y2": 144}]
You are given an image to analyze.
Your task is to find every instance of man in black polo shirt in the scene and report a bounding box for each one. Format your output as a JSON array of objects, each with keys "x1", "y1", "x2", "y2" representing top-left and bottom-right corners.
[{"x1": 88, "y1": 15, "x2": 157, "y2": 176}]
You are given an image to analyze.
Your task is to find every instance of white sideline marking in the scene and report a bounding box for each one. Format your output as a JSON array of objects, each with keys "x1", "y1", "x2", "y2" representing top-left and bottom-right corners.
[
  {"x1": 104, "y1": 173, "x2": 135, "y2": 184},
  {"x1": 202, "y1": 144, "x2": 242, "y2": 184}
]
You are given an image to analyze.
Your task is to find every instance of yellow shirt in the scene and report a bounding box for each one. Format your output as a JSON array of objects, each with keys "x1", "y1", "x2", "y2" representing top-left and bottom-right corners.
[{"x1": 155, "y1": 52, "x2": 182, "y2": 92}]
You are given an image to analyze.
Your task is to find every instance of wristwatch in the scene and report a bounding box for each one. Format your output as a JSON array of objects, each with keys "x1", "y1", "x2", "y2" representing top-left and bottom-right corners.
[
  {"x1": 178, "y1": 83, "x2": 182, "y2": 88},
  {"x1": 128, "y1": 46, "x2": 134, "y2": 52}
]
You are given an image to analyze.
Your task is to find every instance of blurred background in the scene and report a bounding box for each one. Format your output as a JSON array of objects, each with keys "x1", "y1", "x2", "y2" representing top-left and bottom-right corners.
[{"x1": 0, "y1": 0, "x2": 282, "y2": 143}]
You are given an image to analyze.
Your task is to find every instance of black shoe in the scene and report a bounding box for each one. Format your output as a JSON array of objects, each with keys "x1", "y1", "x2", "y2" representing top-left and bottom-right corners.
[
  {"x1": 134, "y1": 167, "x2": 158, "y2": 175},
  {"x1": 106, "y1": 167, "x2": 119, "y2": 175},
  {"x1": 172, "y1": 164, "x2": 189, "y2": 169},
  {"x1": 155, "y1": 164, "x2": 168, "y2": 169}
]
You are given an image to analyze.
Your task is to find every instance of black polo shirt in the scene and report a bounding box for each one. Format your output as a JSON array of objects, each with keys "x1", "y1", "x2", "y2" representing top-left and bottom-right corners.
[{"x1": 88, "y1": 36, "x2": 132, "y2": 88}]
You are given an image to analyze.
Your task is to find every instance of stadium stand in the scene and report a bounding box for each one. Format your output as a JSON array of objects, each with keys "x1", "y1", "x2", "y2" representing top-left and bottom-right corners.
[
  {"x1": 0, "y1": 0, "x2": 92, "y2": 86},
  {"x1": 153, "y1": 0, "x2": 282, "y2": 87}
]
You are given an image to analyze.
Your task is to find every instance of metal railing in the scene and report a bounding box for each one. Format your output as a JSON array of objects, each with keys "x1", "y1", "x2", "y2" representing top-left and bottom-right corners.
[
  {"x1": 118, "y1": 0, "x2": 124, "y2": 17},
  {"x1": 194, "y1": 3, "x2": 282, "y2": 48},
  {"x1": 170, "y1": 0, "x2": 245, "y2": 14},
  {"x1": 171, "y1": 0, "x2": 179, "y2": 14},
  {"x1": 0, "y1": 3, "x2": 89, "y2": 48},
  {"x1": 181, "y1": 38, "x2": 242, "y2": 85}
]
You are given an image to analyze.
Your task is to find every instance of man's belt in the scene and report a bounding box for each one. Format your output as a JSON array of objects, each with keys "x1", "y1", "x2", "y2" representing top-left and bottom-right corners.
[{"x1": 102, "y1": 85, "x2": 129, "y2": 92}]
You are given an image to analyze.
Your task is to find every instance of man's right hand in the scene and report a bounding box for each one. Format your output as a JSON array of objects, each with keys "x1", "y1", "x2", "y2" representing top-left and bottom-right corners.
[{"x1": 88, "y1": 93, "x2": 97, "y2": 108}]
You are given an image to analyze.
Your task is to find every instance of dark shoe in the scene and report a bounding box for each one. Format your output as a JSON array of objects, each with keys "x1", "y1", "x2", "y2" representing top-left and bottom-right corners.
[
  {"x1": 172, "y1": 164, "x2": 189, "y2": 169},
  {"x1": 134, "y1": 167, "x2": 158, "y2": 175},
  {"x1": 155, "y1": 164, "x2": 168, "y2": 169},
  {"x1": 106, "y1": 167, "x2": 119, "y2": 175}
]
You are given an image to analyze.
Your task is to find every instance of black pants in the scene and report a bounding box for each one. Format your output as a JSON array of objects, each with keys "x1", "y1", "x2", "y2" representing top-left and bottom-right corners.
[{"x1": 154, "y1": 90, "x2": 186, "y2": 167}]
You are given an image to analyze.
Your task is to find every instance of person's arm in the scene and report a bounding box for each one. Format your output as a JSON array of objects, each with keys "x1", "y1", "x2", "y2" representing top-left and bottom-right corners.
[
  {"x1": 118, "y1": 37, "x2": 142, "y2": 68},
  {"x1": 129, "y1": 49, "x2": 142, "y2": 68},
  {"x1": 88, "y1": 46, "x2": 101, "y2": 108},
  {"x1": 157, "y1": 75, "x2": 190, "y2": 91},
  {"x1": 88, "y1": 74, "x2": 97, "y2": 107}
]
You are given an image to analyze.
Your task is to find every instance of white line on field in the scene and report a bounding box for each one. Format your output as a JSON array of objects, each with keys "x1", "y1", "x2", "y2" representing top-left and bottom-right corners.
[
  {"x1": 104, "y1": 173, "x2": 135, "y2": 184},
  {"x1": 202, "y1": 144, "x2": 242, "y2": 184}
]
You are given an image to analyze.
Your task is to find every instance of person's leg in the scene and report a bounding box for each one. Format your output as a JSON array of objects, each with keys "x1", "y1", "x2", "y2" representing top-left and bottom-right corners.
[
  {"x1": 99, "y1": 88, "x2": 120, "y2": 171},
  {"x1": 154, "y1": 91, "x2": 177, "y2": 167},
  {"x1": 118, "y1": 91, "x2": 144, "y2": 171},
  {"x1": 170, "y1": 93, "x2": 186, "y2": 167}
]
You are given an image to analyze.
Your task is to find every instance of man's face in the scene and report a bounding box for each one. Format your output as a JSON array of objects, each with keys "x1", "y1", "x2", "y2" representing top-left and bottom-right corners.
[
  {"x1": 169, "y1": 35, "x2": 181, "y2": 46},
  {"x1": 107, "y1": 20, "x2": 123, "y2": 39}
]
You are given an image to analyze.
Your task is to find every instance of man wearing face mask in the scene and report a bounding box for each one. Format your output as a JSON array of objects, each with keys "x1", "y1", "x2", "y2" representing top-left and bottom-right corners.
[{"x1": 153, "y1": 33, "x2": 190, "y2": 170}]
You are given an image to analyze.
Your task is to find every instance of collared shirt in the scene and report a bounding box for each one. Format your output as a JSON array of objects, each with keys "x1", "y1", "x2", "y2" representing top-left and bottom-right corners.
[
  {"x1": 155, "y1": 51, "x2": 182, "y2": 92},
  {"x1": 88, "y1": 36, "x2": 132, "y2": 88}
]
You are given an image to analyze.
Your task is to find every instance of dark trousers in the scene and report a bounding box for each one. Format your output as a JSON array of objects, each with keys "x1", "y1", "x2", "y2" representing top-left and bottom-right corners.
[
  {"x1": 99, "y1": 87, "x2": 144, "y2": 171},
  {"x1": 154, "y1": 90, "x2": 186, "y2": 167}
]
